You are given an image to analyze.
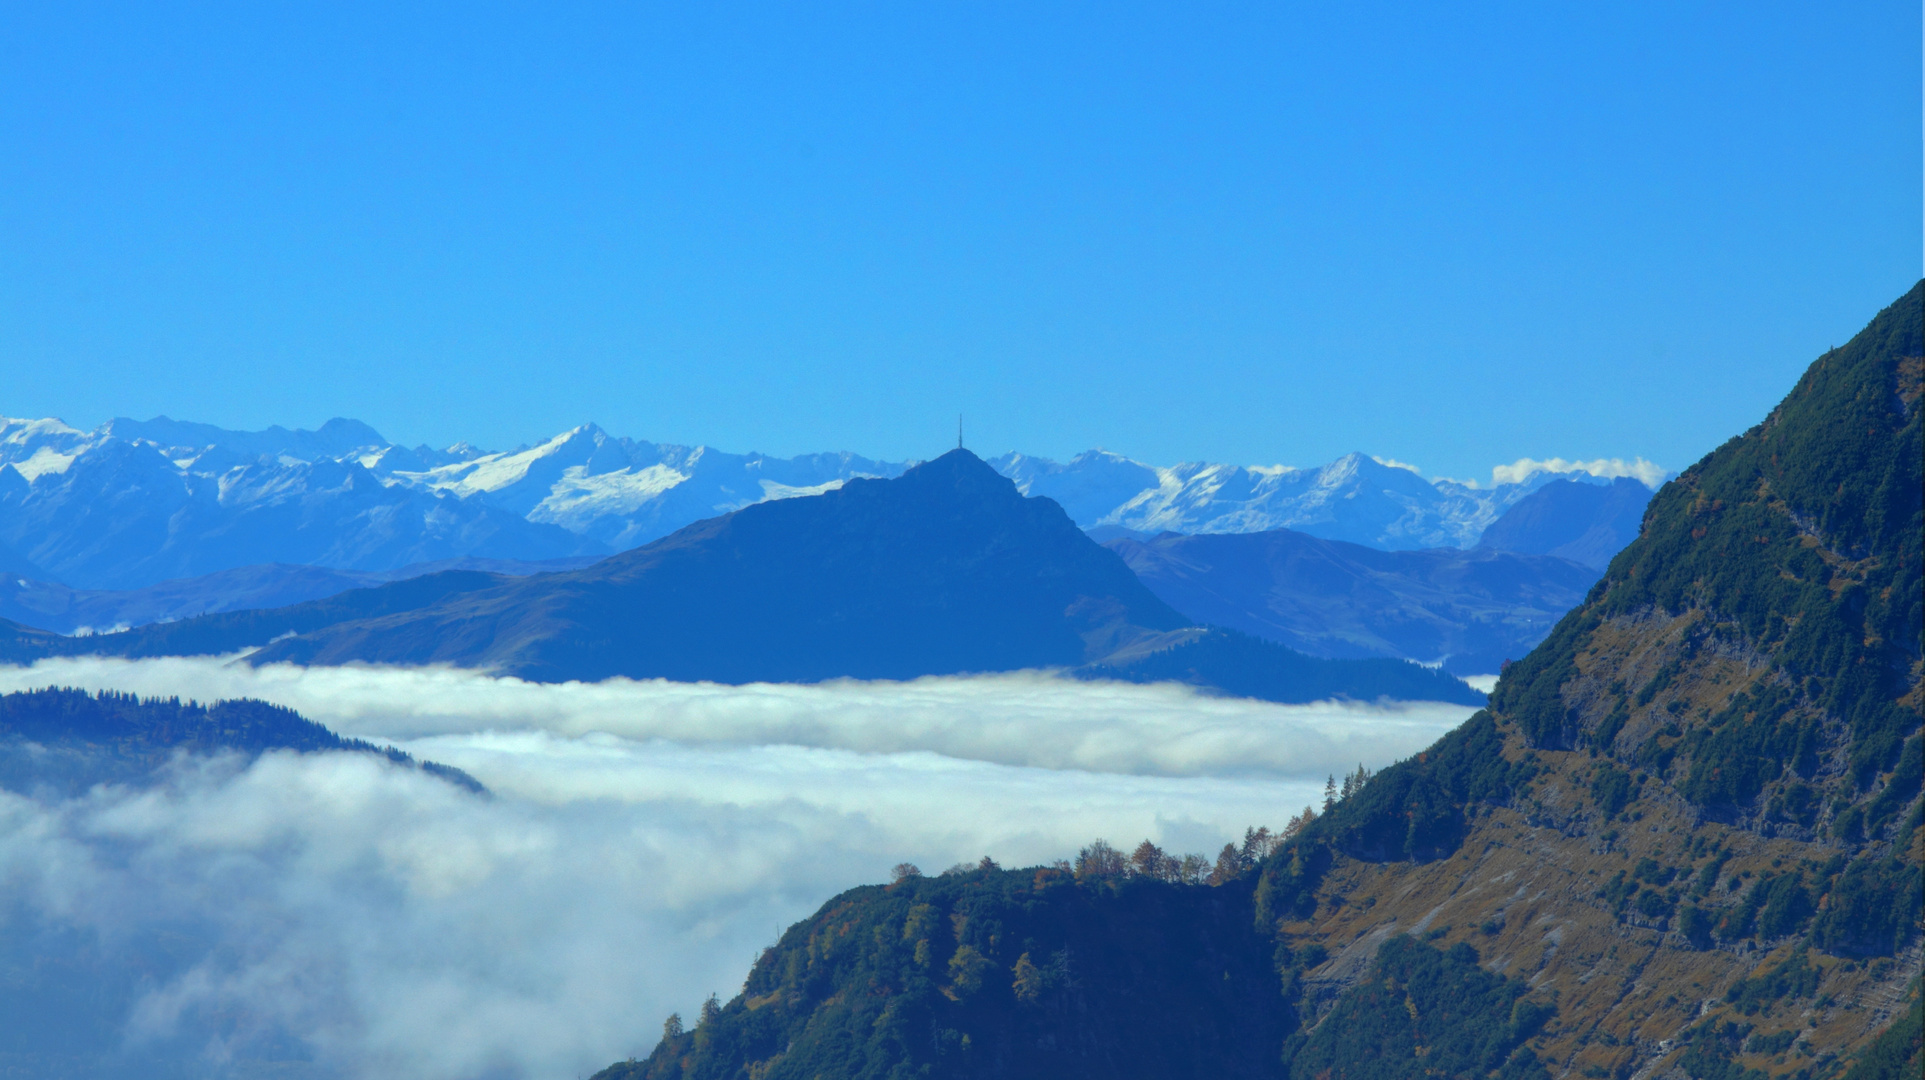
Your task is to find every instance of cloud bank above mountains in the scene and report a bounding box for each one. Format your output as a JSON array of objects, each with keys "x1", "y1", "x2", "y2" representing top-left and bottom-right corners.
[{"x1": 0, "y1": 658, "x2": 1476, "y2": 1079}]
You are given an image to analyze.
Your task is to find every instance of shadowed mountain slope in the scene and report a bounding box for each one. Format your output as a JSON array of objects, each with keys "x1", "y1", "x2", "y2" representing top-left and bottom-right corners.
[
  {"x1": 1, "y1": 450, "x2": 1481, "y2": 702},
  {"x1": 1476, "y1": 476, "x2": 1655, "y2": 570},
  {"x1": 588, "y1": 283, "x2": 1923, "y2": 1080},
  {"x1": 1107, "y1": 529, "x2": 1598, "y2": 675}
]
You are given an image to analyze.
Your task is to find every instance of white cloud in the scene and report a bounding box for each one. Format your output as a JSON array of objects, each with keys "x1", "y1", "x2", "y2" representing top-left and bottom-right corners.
[
  {"x1": 0, "y1": 658, "x2": 1477, "y2": 1079},
  {"x1": 1489, "y1": 456, "x2": 1668, "y2": 489},
  {"x1": 0, "y1": 657, "x2": 1473, "y2": 780},
  {"x1": 1369, "y1": 455, "x2": 1423, "y2": 475}
]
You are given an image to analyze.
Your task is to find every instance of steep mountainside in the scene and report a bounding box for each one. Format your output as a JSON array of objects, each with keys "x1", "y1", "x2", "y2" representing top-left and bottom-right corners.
[
  {"x1": 0, "y1": 451, "x2": 1481, "y2": 704},
  {"x1": 1107, "y1": 529, "x2": 1598, "y2": 674},
  {"x1": 589, "y1": 283, "x2": 1923, "y2": 1080},
  {"x1": 1478, "y1": 477, "x2": 1655, "y2": 570}
]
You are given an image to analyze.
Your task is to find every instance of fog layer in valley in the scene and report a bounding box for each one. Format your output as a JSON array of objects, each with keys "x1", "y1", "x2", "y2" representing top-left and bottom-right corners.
[{"x1": 0, "y1": 658, "x2": 1478, "y2": 1079}]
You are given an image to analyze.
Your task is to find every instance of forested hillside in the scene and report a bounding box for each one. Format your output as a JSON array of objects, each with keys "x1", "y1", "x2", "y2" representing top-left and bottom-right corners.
[
  {"x1": 0, "y1": 687, "x2": 482, "y2": 795},
  {"x1": 590, "y1": 284, "x2": 1923, "y2": 1080}
]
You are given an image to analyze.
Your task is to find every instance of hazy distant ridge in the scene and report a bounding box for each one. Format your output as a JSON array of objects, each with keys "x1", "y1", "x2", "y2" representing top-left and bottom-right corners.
[{"x1": 0, "y1": 415, "x2": 1656, "y2": 592}]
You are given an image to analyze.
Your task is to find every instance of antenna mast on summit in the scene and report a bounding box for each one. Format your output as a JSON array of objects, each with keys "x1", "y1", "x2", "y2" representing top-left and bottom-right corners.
[{"x1": 957, "y1": 414, "x2": 963, "y2": 450}]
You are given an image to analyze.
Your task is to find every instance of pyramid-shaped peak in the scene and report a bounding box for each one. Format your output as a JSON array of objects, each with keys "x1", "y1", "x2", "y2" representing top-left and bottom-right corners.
[
  {"x1": 892, "y1": 448, "x2": 1024, "y2": 497},
  {"x1": 916, "y1": 447, "x2": 995, "y2": 471}
]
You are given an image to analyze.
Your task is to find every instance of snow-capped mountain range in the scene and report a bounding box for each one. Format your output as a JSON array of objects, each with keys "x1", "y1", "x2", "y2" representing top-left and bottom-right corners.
[
  {"x1": 1000, "y1": 450, "x2": 1530, "y2": 549},
  {"x1": 0, "y1": 415, "x2": 1661, "y2": 591}
]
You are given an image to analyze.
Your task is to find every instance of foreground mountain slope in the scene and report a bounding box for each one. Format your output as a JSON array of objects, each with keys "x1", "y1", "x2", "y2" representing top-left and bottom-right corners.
[
  {"x1": 1108, "y1": 528, "x2": 1598, "y2": 674},
  {"x1": 595, "y1": 283, "x2": 1922, "y2": 1080}
]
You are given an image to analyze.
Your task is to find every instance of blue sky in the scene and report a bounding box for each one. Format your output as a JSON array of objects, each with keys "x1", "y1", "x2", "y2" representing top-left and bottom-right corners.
[{"x1": 1, "y1": 2, "x2": 1916, "y2": 483}]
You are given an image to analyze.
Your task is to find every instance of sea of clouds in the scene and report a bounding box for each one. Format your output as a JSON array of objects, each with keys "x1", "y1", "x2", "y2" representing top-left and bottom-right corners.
[{"x1": 0, "y1": 657, "x2": 1479, "y2": 1080}]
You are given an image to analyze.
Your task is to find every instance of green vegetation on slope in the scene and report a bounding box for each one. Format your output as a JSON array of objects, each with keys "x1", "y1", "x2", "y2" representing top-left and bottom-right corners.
[
  {"x1": 1494, "y1": 281, "x2": 1920, "y2": 778},
  {"x1": 593, "y1": 851, "x2": 1554, "y2": 1080},
  {"x1": 1283, "y1": 937, "x2": 1552, "y2": 1080},
  {"x1": 1841, "y1": 981, "x2": 1922, "y2": 1080},
  {"x1": 599, "y1": 856, "x2": 1291, "y2": 1080}
]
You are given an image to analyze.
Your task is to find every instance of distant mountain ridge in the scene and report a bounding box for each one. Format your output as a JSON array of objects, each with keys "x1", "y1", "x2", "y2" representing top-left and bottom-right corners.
[
  {"x1": 0, "y1": 417, "x2": 605, "y2": 590},
  {"x1": 997, "y1": 449, "x2": 1550, "y2": 549},
  {"x1": 0, "y1": 451, "x2": 1483, "y2": 705},
  {"x1": 0, "y1": 413, "x2": 1659, "y2": 592}
]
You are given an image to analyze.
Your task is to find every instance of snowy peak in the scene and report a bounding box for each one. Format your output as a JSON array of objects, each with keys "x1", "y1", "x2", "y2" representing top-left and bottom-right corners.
[
  {"x1": 0, "y1": 416, "x2": 97, "y2": 482},
  {"x1": 1002, "y1": 447, "x2": 1641, "y2": 551},
  {"x1": 378, "y1": 426, "x2": 911, "y2": 550},
  {"x1": 0, "y1": 417, "x2": 606, "y2": 589},
  {"x1": 395, "y1": 422, "x2": 622, "y2": 510}
]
